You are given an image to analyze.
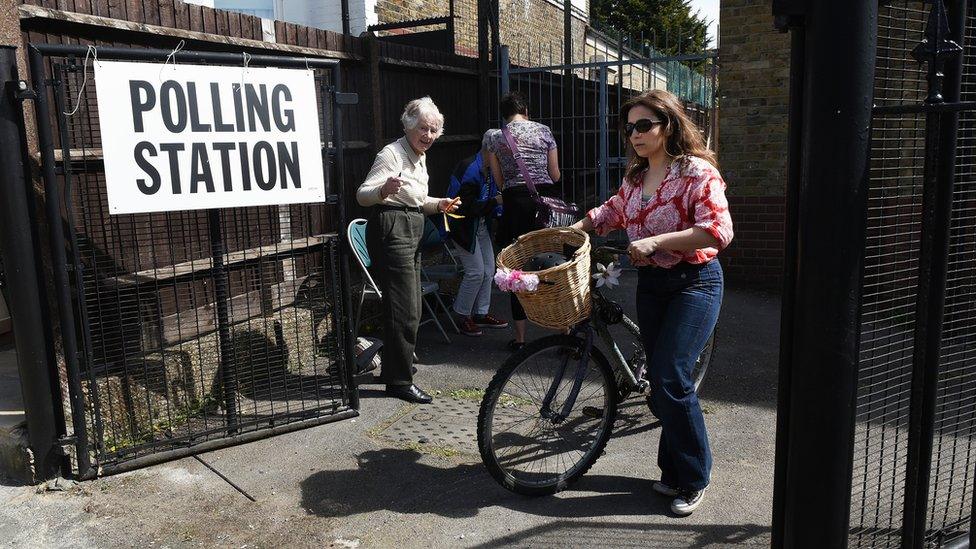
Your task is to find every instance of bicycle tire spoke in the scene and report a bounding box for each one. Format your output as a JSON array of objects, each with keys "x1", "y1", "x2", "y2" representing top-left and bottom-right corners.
[{"x1": 481, "y1": 336, "x2": 618, "y2": 492}]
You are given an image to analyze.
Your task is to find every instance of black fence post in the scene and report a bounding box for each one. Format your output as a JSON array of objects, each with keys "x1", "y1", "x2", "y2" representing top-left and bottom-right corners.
[
  {"x1": 499, "y1": 45, "x2": 510, "y2": 99},
  {"x1": 207, "y1": 210, "x2": 239, "y2": 433},
  {"x1": 774, "y1": 0, "x2": 878, "y2": 546},
  {"x1": 0, "y1": 45, "x2": 62, "y2": 481},
  {"x1": 27, "y1": 45, "x2": 94, "y2": 479},
  {"x1": 902, "y1": 1, "x2": 966, "y2": 547},
  {"x1": 770, "y1": 9, "x2": 804, "y2": 547},
  {"x1": 331, "y1": 65, "x2": 359, "y2": 411}
]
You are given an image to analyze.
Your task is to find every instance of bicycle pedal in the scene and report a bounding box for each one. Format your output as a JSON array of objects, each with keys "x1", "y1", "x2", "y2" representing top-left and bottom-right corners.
[{"x1": 582, "y1": 406, "x2": 604, "y2": 419}]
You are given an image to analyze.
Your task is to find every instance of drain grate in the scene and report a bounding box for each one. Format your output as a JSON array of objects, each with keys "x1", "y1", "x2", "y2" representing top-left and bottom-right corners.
[{"x1": 373, "y1": 396, "x2": 481, "y2": 455}]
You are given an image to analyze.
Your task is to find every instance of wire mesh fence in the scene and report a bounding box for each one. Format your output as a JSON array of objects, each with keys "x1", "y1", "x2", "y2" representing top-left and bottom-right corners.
[
  {"x1": 499, "y1": 45, "x2": 717, "y2": 216},
  {"x1": 923, "y1": 5, "x2": 976, "y2": 547},
  {"x1": 850, "y1": 2, "x2": 976, "y2": 547},
  {"x1": 33, "y1": 47, "x2": 355, "y2": 475}
]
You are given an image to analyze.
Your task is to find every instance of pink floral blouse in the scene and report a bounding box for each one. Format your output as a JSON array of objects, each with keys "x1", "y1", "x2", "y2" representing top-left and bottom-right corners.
[{"x1": 587, "y1": 156, "x2": 734, "y2": 268}]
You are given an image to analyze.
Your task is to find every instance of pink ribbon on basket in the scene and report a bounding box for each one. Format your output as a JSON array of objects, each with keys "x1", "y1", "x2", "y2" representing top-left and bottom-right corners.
[{"x1": 494, "y1": 268, "x2": 540, "y2": 292}]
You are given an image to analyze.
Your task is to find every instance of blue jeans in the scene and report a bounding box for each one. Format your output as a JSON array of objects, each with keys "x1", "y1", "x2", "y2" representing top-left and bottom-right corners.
[{"x1": 636, "y1": 260, "x2": 723, "y2": 492}]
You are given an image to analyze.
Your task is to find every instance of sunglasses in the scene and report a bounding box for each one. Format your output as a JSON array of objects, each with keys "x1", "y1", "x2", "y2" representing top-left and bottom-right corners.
[{"x1": 624, "y1": 118, "x2": 665, "y2": 136}]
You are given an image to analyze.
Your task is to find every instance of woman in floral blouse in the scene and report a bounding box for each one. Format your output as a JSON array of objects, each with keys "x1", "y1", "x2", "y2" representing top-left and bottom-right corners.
[{"x1": 571, "y1": 90, "x2": 733, "y2": 516}]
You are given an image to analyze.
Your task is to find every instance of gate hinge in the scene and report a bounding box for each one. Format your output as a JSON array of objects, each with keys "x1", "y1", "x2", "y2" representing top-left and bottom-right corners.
[
  {"x1": 335, "y1": 92, "x2": 359, "y2": 105},
  {"x1": 13, "y1": 80, "x2": 37, "y2": 101},
  {"x1": 771, "y1": 0, "x2": 804, "y2": 32},
  {"x1": 327, "y1": 194, "x2": 339, "y2": 205}
]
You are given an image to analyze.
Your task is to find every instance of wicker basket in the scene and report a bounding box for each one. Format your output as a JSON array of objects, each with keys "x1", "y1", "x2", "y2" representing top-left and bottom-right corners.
[{"x1": 496, "y1": 227, "x2": 591, "y2": 329}]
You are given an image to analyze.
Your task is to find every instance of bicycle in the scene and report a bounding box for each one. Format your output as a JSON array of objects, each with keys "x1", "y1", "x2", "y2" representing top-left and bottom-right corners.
[{"x1": 476, "y1": 245, "x2": 715, "y2": 496}]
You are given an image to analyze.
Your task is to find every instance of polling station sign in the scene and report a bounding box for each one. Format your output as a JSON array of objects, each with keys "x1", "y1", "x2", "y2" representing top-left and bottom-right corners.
[{"x1": 94, "y1": 61, "x2": 325, "y2": 214}]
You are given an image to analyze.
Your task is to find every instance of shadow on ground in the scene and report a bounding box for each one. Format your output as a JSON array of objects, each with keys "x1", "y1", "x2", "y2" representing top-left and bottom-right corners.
[
  {"x1": 471, "y1": 520, "x2": 770, "y2": 547},
  {"x1": 300, "y1": 448, "x2": 769, "y2": 546},
  {"x1": 300, "y1": 448, "x2": 676, "y2": 520}
]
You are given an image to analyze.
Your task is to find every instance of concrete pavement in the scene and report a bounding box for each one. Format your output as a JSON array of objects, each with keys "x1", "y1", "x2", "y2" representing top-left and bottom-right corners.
[{"x1": 0, "y1": 271, "x2": 780, "y2": 548}]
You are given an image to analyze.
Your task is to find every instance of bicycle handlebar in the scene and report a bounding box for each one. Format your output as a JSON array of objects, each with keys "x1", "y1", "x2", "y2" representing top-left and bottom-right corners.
[{"x1": 594, "y1": 245, "x2": 629, "y2": 256}]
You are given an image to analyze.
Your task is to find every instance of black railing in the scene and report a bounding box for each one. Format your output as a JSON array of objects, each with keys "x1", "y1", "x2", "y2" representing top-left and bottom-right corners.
[
  {"x1": 25, "y1": 44, "x2": 359, "y2": 478},
  {"x1": 774, "y1": 1, "x2": 976, "y2": 547}
]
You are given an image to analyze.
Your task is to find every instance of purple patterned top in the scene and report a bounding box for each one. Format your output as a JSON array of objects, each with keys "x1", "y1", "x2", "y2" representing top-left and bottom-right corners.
[{"x1": 487, "y1": 120, "x2": 558, "y2": 188}]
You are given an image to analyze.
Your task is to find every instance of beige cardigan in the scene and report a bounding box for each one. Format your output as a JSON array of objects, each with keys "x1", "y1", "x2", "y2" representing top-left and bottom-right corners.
[{"x1": 356, "y1": 137, "x2": 441, "y2": 215}]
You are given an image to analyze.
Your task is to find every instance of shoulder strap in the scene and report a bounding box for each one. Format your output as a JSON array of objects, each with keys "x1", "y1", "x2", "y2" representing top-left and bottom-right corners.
[{"x1": 501, "y1": 125, "x2": 540, "y2": 198}]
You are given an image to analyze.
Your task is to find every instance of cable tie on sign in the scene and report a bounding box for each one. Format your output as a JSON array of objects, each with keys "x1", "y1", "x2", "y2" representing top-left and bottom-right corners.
[
  {"x1": 234, "y1": 52, "x2": 252, "y2": 93},
  {"x1": 158, "y1": 39, "x2": 186, "y2": 82},
  {"x1": 63, "y1": 45, "x2": 98, "y2": 117}
]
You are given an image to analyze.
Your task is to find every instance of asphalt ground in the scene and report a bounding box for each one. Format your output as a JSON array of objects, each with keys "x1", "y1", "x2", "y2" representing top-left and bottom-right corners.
[{"x1": 0, "y1": 269, "x2": 779, "y2": 548}]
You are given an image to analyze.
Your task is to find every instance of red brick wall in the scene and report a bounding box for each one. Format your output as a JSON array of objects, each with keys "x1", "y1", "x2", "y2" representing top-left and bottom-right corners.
[
  {"x1": 721, "y1": 195, "x2": 785, "y2": 289},
  {"x1": 718, "y1": 0, "x2": 789, "y2": 290}
]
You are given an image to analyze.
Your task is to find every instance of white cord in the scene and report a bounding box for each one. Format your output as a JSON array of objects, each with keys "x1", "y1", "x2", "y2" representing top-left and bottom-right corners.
[
  {"x1": 62, "y1": 45, "x2": 98, "y2": 117},
  {"x1": 158, "y1": 39, "x2": 185, "y2": 82},
  {"x1": 234, "y1": 52, "x2": 252, "y2": 92}
]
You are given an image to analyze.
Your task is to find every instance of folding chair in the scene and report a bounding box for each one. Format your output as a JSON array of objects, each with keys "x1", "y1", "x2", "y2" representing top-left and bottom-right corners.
[
  {"x1": 420, "y1": 216, "x2": 463, "y2": 283},
  {"x1": 347, "y1": 218, "x2": 456, "y2": 343}
]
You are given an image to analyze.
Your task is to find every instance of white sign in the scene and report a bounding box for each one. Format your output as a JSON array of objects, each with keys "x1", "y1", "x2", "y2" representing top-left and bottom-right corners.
[{"x1": 94, "y1": 61, "x2": 325, "y2": 214}]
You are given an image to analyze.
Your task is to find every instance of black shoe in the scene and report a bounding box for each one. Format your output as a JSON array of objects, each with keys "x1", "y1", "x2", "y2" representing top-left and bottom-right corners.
[
  {"x1": 507, "y1": 339, "x2": 526, "y2": 352},
  {"x1": 671, "y1": 487, "x2": 707, "y2": 516},
  {"x1": 385, "y1": 384, "x2": 433, "y2": 404}
]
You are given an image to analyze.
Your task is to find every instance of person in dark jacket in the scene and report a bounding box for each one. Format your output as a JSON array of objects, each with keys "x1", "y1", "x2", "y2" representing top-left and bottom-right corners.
[{"x1": 447, "y1": 134, "x2": 509, "y2": 336}]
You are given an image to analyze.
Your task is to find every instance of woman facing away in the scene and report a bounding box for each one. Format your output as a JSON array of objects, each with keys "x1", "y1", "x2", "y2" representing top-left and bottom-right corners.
[
  {"x1": 571, "y1": 89, "x2": 734, "y2": 516},
  {"x1": 487, "y1": 91, "x2": 562, "y2": 351},
  {"x1": 447, "y1": 130, "x2": 509, "y2": 336},
  {"x1": 355, "y1": 96, "x2": 459, "y2": 405}
]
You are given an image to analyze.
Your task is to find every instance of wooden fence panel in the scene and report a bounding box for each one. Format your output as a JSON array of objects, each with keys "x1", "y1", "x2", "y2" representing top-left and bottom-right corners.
[{"x1": 16, "y1": 0, "x2": 490, "y2": 320}]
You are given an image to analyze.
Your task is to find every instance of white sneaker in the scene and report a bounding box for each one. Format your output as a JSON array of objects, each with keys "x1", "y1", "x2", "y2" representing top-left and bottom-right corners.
[
  {"x1": 671, "y1": 487, "x2": 707, "y2": 516},
  {"x1": 652, "y1": 481, "x2": 679, "y2": 497}
]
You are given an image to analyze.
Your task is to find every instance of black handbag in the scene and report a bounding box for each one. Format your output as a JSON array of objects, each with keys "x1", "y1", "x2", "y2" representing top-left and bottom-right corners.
[{"x1": 501, "y1": 125, "x2": 581, "y2": 229}]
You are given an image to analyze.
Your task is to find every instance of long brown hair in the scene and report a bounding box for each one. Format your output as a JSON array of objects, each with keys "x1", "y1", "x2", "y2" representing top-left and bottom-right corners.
[{"x1": 619, "y1": 89, "x2": 717, "y2": 183}]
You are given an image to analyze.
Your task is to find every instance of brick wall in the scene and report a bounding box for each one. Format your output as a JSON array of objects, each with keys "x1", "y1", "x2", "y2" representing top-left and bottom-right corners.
[
  {"x1": 374, "y1": 0, "x2": 586, "y2": 65},
  {"x1": 718, "y1": 0, "x2": 790, "y2": 289}
]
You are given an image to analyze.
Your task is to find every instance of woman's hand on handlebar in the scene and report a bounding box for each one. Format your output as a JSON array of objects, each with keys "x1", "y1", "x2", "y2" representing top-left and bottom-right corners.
[{"x1": 628, "y1": 236, "x2": 659, "y2": 266}]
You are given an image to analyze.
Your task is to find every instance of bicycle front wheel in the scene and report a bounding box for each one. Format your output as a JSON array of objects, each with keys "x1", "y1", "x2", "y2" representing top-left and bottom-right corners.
[{"x1": 477, "y1": 335, "x2": 618, "y2": 496}]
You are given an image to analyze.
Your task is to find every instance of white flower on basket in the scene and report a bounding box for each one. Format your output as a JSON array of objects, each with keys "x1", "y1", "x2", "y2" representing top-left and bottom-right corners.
[
  {"x1": 494, "y1": 268, "x2": 540, "y2": 292},
  {"x1": 592, "y1": 262, "x2": 622, "y2": 288}
]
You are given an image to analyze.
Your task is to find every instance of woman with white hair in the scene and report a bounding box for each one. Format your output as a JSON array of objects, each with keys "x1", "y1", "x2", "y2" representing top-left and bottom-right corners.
[{"x1": 356, "y1": 96, "x2": 459, "y2": 404}]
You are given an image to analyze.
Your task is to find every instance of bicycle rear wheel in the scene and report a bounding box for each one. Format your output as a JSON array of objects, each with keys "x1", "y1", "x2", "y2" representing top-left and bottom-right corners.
[{"x1": 477, "y1": 335, "x2": 618, "y2": 496}]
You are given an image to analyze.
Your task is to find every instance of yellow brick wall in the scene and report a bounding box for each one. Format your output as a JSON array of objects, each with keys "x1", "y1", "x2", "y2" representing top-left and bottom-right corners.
[{"x1": 374, "y1": 0, "x2": 588, "y2": 66}]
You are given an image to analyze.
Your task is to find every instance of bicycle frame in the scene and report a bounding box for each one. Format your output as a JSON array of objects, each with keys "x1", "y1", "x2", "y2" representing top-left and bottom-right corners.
[{"x1": 538, "y1": 286, "x2": 643, "y2": 422}]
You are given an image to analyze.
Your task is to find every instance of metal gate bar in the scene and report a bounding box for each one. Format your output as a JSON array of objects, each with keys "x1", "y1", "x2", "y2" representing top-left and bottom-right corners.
[
  {"x1": 27, "y1": 43, "x2": 359, "y2": 478},
  {"x1": 901, "y1": 0, "x2": 967, "y2": 544}
]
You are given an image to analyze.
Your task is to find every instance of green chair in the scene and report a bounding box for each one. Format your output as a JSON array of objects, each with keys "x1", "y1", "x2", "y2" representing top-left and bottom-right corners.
[{"x1": 347, "y1": 218, "x2": 455, "y2": 343}]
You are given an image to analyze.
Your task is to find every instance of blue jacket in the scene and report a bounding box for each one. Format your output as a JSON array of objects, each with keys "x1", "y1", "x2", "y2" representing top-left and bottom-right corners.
[{"x1": 444, "y1": 154, "x2": 500, "y2": 253}]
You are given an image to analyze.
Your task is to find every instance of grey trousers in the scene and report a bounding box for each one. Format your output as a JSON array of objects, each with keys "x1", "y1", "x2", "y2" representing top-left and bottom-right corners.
[
  {"x1": 452, "y1": 219, "x2": 496, "y2": 317},
  {"x1": 365, "y1": 208, "x2": 424, "y2": 386}
]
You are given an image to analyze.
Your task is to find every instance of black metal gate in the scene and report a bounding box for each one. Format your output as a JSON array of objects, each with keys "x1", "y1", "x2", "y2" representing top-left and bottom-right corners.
[
  {"x1": 496, "y1": 44, "x2": 717, "y2": 211},
  {"x1": 25, "y1": 43, "x2": 359, "y2": 478},
  {"x1": 773, "y1": 1, "x2": 976, "y2": 547},
  {"x1": 851, "y1": 1, "x2": 976, "y2": 546}
]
